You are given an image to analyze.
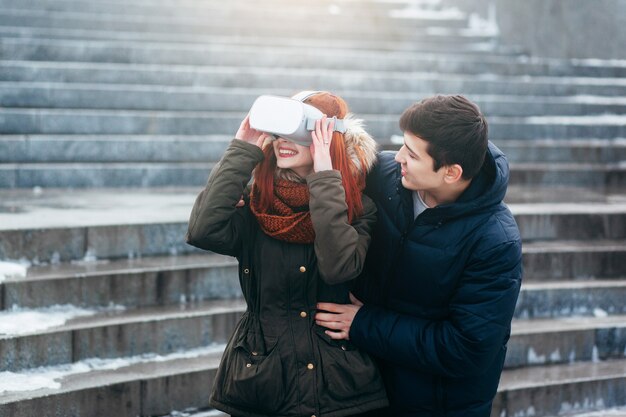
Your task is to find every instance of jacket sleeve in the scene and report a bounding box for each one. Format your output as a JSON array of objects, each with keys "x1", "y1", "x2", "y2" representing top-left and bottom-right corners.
[
  {"x1": 186, "y1": 139, "x2": 264, "y2": 257},
  {"x1": 307, "y1": 170, "x2": 377, "y2": 285},
  {"x1": 350, "y1": 238, "x2": 522, "y2": 378}
]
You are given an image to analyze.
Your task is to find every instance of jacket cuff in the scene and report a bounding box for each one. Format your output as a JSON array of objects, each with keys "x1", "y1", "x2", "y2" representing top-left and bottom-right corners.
[
  {"x1": 305, "y1": 169, "x2": 341, "y2": 184},
  {"x1": 229, "y1": 138, "x2": 265, "y2": 161},
  {"x1": 349, "y1": 303, "x2": 376, "y2": 347}
]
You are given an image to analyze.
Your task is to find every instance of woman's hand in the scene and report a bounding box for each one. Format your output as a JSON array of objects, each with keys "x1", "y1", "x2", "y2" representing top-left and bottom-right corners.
[
  {"x1": 310, "y1": 116, "x2": 334, "y2": 172},
  {"x1": 235, "y1": 115, "x2": 266, "y2": 148}
]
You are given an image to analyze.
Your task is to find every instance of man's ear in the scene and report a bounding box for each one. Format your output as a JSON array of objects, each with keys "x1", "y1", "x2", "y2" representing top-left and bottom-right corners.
[{"x1": 443, "y1": 164, "x2": 464, "y2": 184}]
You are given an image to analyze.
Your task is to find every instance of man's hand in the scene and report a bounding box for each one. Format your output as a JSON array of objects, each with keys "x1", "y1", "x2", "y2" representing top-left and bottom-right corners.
[{"x1": 315, "y1": 293, "x2": 364, "y2": 340}]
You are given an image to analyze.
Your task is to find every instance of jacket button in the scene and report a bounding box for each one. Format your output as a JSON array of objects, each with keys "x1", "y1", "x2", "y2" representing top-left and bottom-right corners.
[
  {"x1": 246, "y1": 363, "x2": 252, "y2": 368},
  {"x1": 307, "y1": 363, "x2": 314, "y2": 370},
  {"x1": 244, "y1": 268, "x2": 250, "y2": 274},
  {"x1": 251, "y1": 351, "x2": 258, "y2": 356},
  {"x1": 341, "y1": 345, "x2": 347, "y2": 351},
  {"x1": 299, "y1": 266, "x2": 306, "y2": 273},
  {"x1": 300, "y1": 311, "x2": 307, "y2": 318}
]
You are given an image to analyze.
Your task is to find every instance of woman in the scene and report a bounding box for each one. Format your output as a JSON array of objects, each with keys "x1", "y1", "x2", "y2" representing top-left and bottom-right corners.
[{"x1": 186, "y1": 91, "x2": 387, "y2": 417}]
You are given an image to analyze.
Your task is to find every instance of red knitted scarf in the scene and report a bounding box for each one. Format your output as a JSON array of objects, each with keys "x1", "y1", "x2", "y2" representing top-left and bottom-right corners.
[{"x1": 250, "y1": 178, "x2": 315, "y2": 244}]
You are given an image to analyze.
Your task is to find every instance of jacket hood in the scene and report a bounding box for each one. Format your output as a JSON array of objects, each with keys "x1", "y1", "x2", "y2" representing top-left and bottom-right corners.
[
  {"x1": 412, "y1": 141, "x2": 509, "y2": 222},
  {"x1": 275, "y1": 114, "x2": 378, "y2": 183}
]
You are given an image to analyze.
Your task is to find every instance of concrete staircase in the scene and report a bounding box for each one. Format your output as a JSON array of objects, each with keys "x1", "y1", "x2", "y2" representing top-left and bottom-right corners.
[{"x1": 0, "y1": 0, "x2": 625, "y2": 416}]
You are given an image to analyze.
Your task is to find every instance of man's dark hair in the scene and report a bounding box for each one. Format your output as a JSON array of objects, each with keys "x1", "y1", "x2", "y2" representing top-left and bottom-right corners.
[{"x1": 399, "y1": 95, "x2": 488, "y2": 180}]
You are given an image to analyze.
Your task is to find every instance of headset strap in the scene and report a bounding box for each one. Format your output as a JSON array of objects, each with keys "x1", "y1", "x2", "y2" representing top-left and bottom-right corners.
[{"x1": 305, "y1": 116, "x2": 346, "y2": 133}]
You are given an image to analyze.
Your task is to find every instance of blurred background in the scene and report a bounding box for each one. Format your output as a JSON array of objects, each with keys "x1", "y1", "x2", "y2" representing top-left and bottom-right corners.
[{"x1": 0, "y1": 0, "x2": 625, "y2": 416}]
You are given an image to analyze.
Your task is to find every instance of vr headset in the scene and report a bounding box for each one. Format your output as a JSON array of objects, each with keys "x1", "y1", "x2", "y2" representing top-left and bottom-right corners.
[{"x1": 249, "y1": 91, "x2": 347, "y2": 146}]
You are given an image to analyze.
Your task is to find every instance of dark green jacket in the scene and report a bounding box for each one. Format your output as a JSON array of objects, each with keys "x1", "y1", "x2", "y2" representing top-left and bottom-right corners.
[{"x1": 186, "y1": 140, "x2": 388, "y2": 417}]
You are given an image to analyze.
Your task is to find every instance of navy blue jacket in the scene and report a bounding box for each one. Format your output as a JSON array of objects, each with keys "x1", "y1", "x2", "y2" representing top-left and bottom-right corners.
[{"x1": 351, "y1": 143, "x2": 523, "y2": 417}]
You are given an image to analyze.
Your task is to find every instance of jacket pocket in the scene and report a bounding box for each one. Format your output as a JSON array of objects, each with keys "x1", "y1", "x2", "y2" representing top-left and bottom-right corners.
[
  {"x1": 224, "y1": 332, "x2": 284, "y2": 413},
  {"x1": 314, "y1": 326, "x2": 384, "y2": 401},
  {"x1": 221, "y1": 330, "x2": 285, "y2": 413}
]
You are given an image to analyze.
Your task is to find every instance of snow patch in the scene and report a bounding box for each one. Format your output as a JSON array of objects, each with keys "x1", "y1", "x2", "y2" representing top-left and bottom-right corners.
[
  {"x1": 593, "y1": 307, "x2": 608, "y2": 317},
  {"x1": 549, "y1": 349, "x2": 562, "y2": 362},
  {"x1": 592, "y1": 345, "x2": 600, "y2": 362},
  {"x1": 50, "y1": 252, "x2": 61, "y2": 265},
  {"x1": 569, "y1": 349, "x2": 577, "y2": 363},
  {"x1": 572, "y1": 58, "x2": 626, "y2": 68},
  {"x1": 0, "y1": 372, "x2": 61, "y2": 393},
  {"x1": 527, "y1": 347, "x2": 546, "y2": 364},
  {"x1": 0, "y1": 344, "x2": 226, "y2": 394},
  {"x1": 0, "y1": 260, "x2": 29, "y2": 283},
  {"x1": 328, "y1": 4, "x2": 341, "y2": 15},
  {"x1": 468, "y1": 3, "x2": 499, "y2": 36},
  {"x1": 525, "y1": 115, "x2": 626, "y2": 125},
  {"x1": 0, "y1": 305, "x2": 98, "y2": 335},
  {"x1": 389, "y1": 5, "x2": 464, "y2": 20}
]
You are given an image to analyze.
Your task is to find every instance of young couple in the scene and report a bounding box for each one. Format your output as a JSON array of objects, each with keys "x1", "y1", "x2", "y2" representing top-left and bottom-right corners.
[{"x1": 186, "y1": 91, "x2": 523, "y2": 417}]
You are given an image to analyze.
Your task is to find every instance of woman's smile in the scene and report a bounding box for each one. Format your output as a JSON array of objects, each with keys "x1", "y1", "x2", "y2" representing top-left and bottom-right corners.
[{"x1": 277, "y1": 146, "x2": 299, "y2": 158}]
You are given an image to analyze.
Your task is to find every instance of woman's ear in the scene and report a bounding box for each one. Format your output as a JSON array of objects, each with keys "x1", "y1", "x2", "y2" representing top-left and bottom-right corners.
[{"x1": 443, "y1": 164, "x2": 464, "y2": 184}]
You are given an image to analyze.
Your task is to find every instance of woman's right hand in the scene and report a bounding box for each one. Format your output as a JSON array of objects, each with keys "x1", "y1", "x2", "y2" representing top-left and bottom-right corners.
[{"x1": 235, "y1": 115, "x2": 266, "y2": 148}]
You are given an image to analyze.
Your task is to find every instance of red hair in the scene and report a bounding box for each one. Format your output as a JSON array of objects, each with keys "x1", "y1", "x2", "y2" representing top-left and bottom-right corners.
[{"x1": 253, "y1": 92, "x2": 366, "y2": 223}]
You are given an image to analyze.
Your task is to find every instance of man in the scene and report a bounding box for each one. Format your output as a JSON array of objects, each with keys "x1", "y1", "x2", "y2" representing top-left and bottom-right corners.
[{"x1": 316, "y1": 95, "x2": 523, "y2": 417}]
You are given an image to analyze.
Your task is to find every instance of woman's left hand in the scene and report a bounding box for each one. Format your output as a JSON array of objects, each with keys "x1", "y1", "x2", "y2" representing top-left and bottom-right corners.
[{"x1": 310, "y1": 116, "x2": 334, "y2": 172}]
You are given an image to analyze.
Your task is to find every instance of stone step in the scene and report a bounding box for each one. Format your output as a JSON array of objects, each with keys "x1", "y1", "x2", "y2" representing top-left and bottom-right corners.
[
  {"x1": 0, "y1": 8, "x2": 474, "y2": 43},
  {"x1": 4, "y1": 265, "x2": 625, "y2": 372},
  {"x1": 494, "y1": 358, "x2": 626, "y2": 417},
  {"x1": 0, "y1": 135, "x2": 231, "y2": 164},
  {"x1": 505, "y1": 185, "x2": 626, "y2": 204},
  {"x1": 0, "y1": 188, "x2": 200, "y2": 262},
  {"x1": 3, "y1": 39, "x2": 626, "y2": 78},
  {"x1": 1, "y1": 108, "x2": 625, "y2": 141},
  {"x1": 508, "y1": 163, "x2": 626, "y2": 188},
  {"x1": 0, "y1": 299, "x2": 244, "y2": 372},
  {"x1": 1, "y1": 188, "x2": 625, "y2": 266},
  {"x1": 522, "y1": 240, "x2": 626, "y2": 280},
  {"x1": 0, "y1": 0, "x2": 463, "y2": 21},
  {"x1": 0, "y1": 162, "x2": 218, "y2": 189},
  {"x1": 551, "y1": 408, "x2": 626, "y2": 417},
  {"x1": 0, "y1": 26, "x2": 504, "y2": 55},
  {"x1": 489, "y1": 139, "x2": 626, "y2": 164},
  {"x1": 507, "y1": 315, "x2": 626, "y2": 368},
  {"x1": 160, "y1": 410, "x2": 226, "y2": 417},
  {"x1": 1, "y1": 253, "x2": 240, "y2": 310},
  {"x1": 4, "y1": 83, "x2": 626, "y2": 116},
  {"x1": 4, "y1": 136, "x2": 625, "y2": 165},
  {"x1": 4, "y1": 61, "x2": 626, "y2": 97},
  {"x1": 512, "y1": 203, "x2": 626, "y2": 241},
  {"x1": 3, "y1": 251, "x2": 626, "y2": 323},
  {"x1": 10, "y1": 340, "x2": 617, "y2": 417},
  {"x1": 0, "y1": 1, "x2": 468, "y2": 29},
  {"x1": 514, "y1": 280, "x2": 626, "y2": 319},
  {"x1": 0, "y1": 346, "x2": 224, "y2": 417},
  {"x1": 0, "y1": 0, "x2": 457, "y2": 9},
  {"x1": 2, "y1": 161, "x2": 624, "y2": 189}
]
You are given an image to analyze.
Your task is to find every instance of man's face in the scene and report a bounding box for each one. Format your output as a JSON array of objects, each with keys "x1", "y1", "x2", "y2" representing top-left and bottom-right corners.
[{"x1": 395, "y1": 132, "x2": 446, "y2": 191}]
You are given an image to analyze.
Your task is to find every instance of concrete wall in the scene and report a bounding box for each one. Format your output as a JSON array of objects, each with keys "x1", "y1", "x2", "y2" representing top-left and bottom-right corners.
[{"x1": 442, "y1": 0, "x2": 626, "y2": 60}]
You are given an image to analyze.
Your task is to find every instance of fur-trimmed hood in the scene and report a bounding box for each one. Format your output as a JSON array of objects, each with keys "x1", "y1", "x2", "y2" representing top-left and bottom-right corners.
[{"x1": 274, "y1": 113, "x2": 378, "y2": 183}]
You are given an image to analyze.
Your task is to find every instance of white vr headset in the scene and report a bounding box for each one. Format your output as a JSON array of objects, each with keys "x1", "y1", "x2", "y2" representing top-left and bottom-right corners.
[{"x1": 249, "y1": 91, "x2": 347, "y2": 146}]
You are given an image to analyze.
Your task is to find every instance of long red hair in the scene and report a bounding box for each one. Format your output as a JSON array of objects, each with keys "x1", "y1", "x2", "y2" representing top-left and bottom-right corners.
[{"x1": 253, "y1": 92, "x2": 366, "y2": 223}]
